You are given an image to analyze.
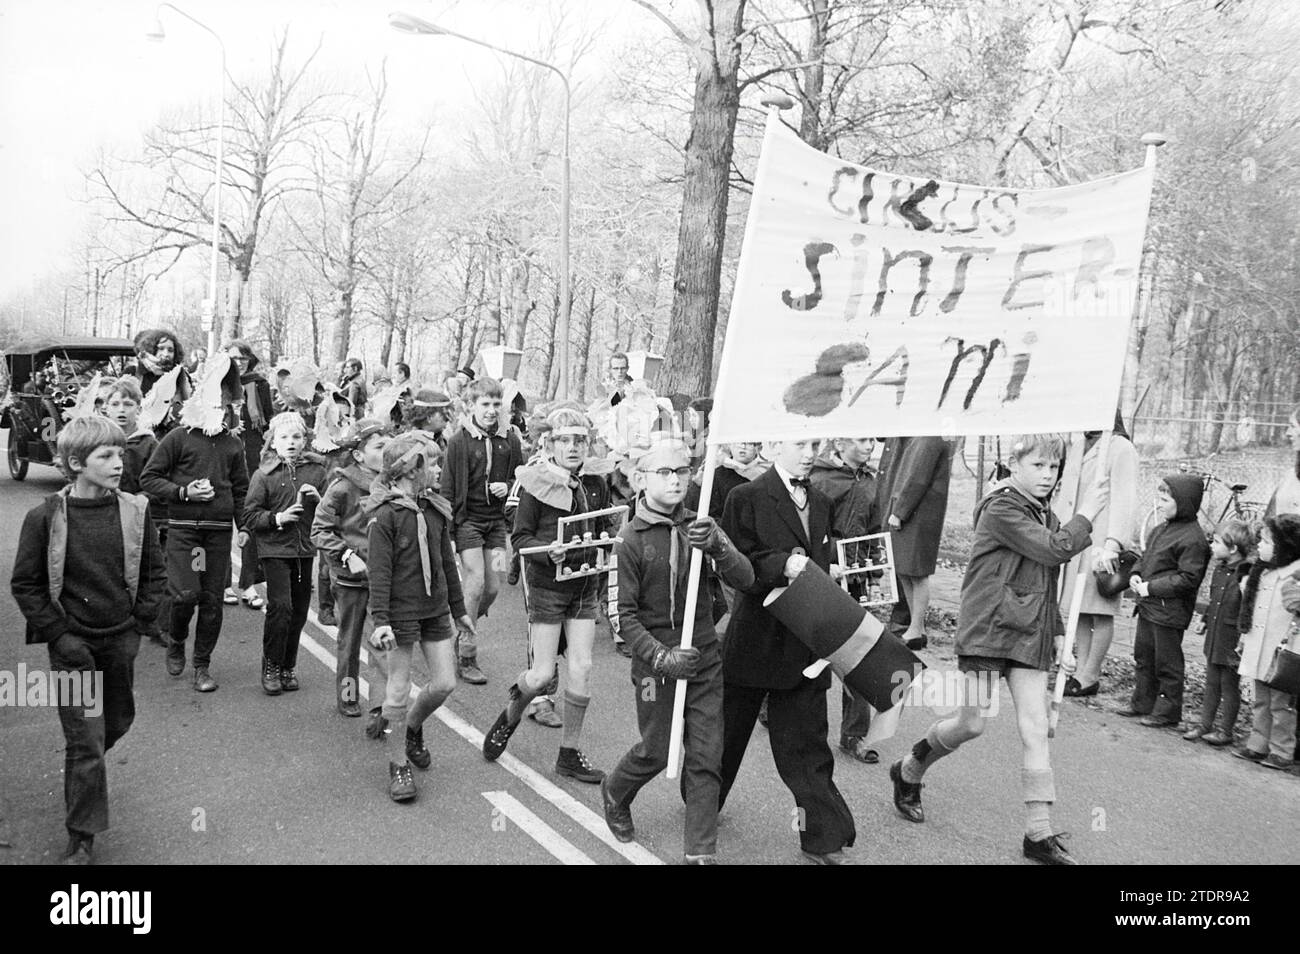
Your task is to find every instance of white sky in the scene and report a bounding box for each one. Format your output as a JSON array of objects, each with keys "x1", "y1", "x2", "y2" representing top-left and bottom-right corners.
[{"x1": 0, "y1": 0, "x2": 645, "y2": 300}]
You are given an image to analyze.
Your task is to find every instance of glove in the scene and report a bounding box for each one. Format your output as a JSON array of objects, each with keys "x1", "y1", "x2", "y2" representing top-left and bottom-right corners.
[
  {"x1": 652, "y1": 644, "x2": 701, "y2": 680},
  {"x1": 687, "y1": 517, "x2": 725, "y2": 557}
]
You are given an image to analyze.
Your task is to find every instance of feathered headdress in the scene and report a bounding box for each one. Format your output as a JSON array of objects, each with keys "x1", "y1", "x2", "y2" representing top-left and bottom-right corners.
[
  {"x1": 276, "y1": 357, "x2": 323, "y2": 403},
  {"x1": 312, "y1": 384, "x2": 352, "y2": 452},
  {"x1": 136, "y1": 365, "x2": 188, "y2": 434},
  {"x1": 180, "y1": 352, "x2": 242, "y2": 435},
  {"x1": 63, "y1": 373, "x2": 106, "y2": 422}
]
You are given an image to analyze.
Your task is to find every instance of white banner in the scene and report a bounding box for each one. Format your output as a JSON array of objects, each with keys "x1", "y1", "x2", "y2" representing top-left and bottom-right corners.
[{"x1": 709, "y1": 117, "x2": 1155, "y2": 443}]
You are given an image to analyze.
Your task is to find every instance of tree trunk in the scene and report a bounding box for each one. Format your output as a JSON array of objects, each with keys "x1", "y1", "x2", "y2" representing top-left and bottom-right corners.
[
  {"x1": 797, "y1": 0, "x2": 831, "y2": 151},
  {"x1": 542, "y1": 284, "x2": 560, "y2": 400},
  {"x1": 330, "y1": 284, "x2": 353, "y2": 365},
  {"x1": 575, "y1": 284, "x2": 596, "y2": 401},
  {"x1": 661, "y1": 0, "x2": 747, "y2": 397}
]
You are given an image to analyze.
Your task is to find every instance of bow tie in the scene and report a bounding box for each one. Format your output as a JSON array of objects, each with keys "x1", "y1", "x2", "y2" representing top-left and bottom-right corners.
[{"x1": 789, "y1": 477, "x2": 810, "y2": 489}]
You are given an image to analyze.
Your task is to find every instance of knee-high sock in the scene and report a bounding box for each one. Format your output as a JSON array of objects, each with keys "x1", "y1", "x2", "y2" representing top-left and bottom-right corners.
[
  {"x1": 409, "y1": 683, "x2": 452, "y2": 727},
  {"x1": 506, "y1": 671, "x2": 541, "y2": 724},
  {"x1": 561, "y1": 689, "x2": 590, "y2": 749},
  {"x1": 1022, "y1": 768, "x2": 1056, "y2": 840},
  {"x1": 901, "y1": 721, "x2": 962, "y2": 783}
]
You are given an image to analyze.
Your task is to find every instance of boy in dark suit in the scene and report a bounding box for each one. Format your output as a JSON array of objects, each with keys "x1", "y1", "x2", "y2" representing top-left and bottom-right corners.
[{"x1": 719, "y1": 438, "x2": 856, "y2": 864}]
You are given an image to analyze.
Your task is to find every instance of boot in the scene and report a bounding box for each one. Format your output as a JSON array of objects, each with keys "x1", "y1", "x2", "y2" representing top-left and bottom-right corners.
[
  {"x1": 388, "y1": 761, "x2": 417, "y2": 802},
  {"x1": 406, "y1": 724, "x2": 432, "y2": 770},
  {"x1": 365, "y1": 707, "x2": 389, "y2": 740},
  {"x1": 261, "y1": 657, "x2": 282, "y2": 696}
]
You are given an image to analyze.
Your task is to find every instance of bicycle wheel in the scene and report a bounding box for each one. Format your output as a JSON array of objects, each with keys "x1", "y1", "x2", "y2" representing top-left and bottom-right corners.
[{"x1": 1137, "y1": 502, "x2": 1162, "y2": 551}]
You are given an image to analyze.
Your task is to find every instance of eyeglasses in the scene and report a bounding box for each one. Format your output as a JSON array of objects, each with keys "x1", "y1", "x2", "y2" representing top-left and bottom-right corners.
[{"x1": 638, "y1": 466, "x2": 693, "y2": 480}]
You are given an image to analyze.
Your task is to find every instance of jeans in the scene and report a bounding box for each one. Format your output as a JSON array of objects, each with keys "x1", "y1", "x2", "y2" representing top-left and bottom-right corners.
[
  {"x1": 1130, "y1": 618, "x2": 1185, "y2": 721},
  {"x1": 261, "y1": 557, "x2": 313, "y2": 669},
  {"x1": 167, "y1": 526, "x2": 232, "y2": 669},
  {"x1": 606, "y1": 647, "x2": 724, "y2": 856},
  {"x1": 47, "y1": 631, "x2": 141, "y2": 836}
]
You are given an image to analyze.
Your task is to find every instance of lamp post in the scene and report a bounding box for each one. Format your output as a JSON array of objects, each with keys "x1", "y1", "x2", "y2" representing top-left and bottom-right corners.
[
  {"x1": 147, "y1": 3, "x2": 226, "y2": 359},
  {"x1": 389, "y1": 11, "x2": 571, "y2": 399}
]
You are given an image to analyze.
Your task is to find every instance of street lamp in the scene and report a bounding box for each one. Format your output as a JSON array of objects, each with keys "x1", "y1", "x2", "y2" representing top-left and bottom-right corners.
[
  {"x1": 389, "y1": 11, "x2": 572, "y2": 399},
  {"x1": 147, "y1": 3, "x2": 226, "y2": 359}
]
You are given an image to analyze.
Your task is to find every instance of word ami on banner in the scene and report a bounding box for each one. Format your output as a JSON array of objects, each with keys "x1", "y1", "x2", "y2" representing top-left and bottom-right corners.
[{"x1": 707, "y1": 119, "x2": 1154, "y2": 443}]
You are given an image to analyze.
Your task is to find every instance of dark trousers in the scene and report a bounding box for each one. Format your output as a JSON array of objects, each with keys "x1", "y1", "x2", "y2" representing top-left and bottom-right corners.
[
  {"x1": 606, "y1": 648, "x2": 724, "y2": 856},
  {"x1": 840, "y1": 686, "x2": 873, "y2": 744},
  {"x1": 167, "y1": 526, "x2": 232, "y2": 669},
  {"x1": 720, "y1": 679, "x2": 856, "y2": 855},
  {"x1": 1131, "y1": 618, "x2": 1185, "y2": 721},
  {"x1": 154, "y1": 523, "x2": 172, "y2": 637},
  {"x1": 261, "y1": 557, "x2": 313, "y2": 669},
  {"x1": 1202, "y1": 661, "x2": 1241, "y2": 732},
  {"x1": 317, "y1": 555, "x2": 335, "y2": 614},
  {"x1": 47, "y1": 631, "x2": 141, "y2": 837},
  {"x1": 887, "y1": 584, "x2": 912, "y2": 640},
  {"x1": 334, "y1": 582, "x2": 388, "y2": 705}
]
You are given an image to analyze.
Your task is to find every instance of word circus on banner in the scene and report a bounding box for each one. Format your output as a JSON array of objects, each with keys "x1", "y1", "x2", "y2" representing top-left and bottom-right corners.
[{"x1": 708, "y1": 119, "x2": 1154, "y2": 442}]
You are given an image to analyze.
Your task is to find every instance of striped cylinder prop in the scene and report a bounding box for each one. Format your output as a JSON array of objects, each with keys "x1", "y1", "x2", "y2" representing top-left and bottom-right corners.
[{"x1": 763, "y1": 561, "x2": 920, "y2": 711}]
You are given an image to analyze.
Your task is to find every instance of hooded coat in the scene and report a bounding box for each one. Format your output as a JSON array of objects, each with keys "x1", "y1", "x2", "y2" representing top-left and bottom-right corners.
[
  {"x1": 955, "y1": 479, "x2": 1093, "y2": 669},
  {"x1": 1132, "y1": 473, "x2": 1210, "y2": 630},
  {"x1": 363, "y1": 483, "x2": 466, "y2": 626}
]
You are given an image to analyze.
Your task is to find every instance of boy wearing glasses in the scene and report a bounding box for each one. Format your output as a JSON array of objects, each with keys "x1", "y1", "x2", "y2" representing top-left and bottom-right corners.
[
  {"x1": 600, "y1": 439, "x2": 754, "y2": 863},
  {"x1": 483, "y1": 408, "x2": 613, "y2": 782}
]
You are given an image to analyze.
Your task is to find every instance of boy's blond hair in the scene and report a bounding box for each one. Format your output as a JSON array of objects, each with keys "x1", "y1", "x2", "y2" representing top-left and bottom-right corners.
[
  {"x1": 57, "y1": 416, "x2": 126, "y2": 480},
  {"x1": 1005, "y1": 433, "x2": 1067, "y2": 462},
  {"x1": 381, "y1": 432, "x2": 441, "y2": 483}
]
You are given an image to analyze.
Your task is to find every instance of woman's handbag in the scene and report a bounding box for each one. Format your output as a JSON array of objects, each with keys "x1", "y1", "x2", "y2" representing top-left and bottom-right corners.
[
  {"x1": 1263, "y1": 621, "x2": 1300, "y2": 695},
  {"x1": 1094, "y1": 549, "x2": 1140, "y2": 598}
]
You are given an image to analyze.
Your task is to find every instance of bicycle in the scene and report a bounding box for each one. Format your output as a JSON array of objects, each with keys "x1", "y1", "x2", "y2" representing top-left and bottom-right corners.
[{"x1": 1138, "y1": 463, "x2": 1267, "y2": 550}]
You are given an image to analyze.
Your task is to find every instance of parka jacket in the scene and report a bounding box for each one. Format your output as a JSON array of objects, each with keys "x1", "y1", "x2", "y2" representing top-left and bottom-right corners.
[
  {"x1": 1132, "y1": 474, "x2": 1210, "y2": 630},
  {"x1": 956, "y1": 480, "x2": 1092, "y2": 669},
  {"x1": 243, "y1": 454, "x2": 330, "y2": 559}
]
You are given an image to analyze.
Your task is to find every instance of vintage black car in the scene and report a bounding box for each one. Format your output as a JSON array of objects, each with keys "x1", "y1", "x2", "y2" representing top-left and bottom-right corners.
[{"x1": 1, "y1": 336, "x2": 136, "y2": 480}]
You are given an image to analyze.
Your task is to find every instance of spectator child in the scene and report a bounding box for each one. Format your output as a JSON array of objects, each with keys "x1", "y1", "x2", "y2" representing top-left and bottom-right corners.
[
  {"x1": 1233, "y1": 514, "x2": 1300, "y2": 769},
  {"x1": 10, "y1": 416, "x2": 166, "y2": 863},
  {"x1": 364, "y1": 434, "x2": 476, "y2": 802},
  {"x1": 1122, "y1": 474, "x2": 1211, "y2": 726},
  {"x1": 243, "y1": 412, "x2": 329, "y2": 695},
  {"x1": 1185, "y1": 519, "x2": 1255, "y2": 745},
  {"x1": 311, "y1": 419, "x2": 391, "y2": 730}
]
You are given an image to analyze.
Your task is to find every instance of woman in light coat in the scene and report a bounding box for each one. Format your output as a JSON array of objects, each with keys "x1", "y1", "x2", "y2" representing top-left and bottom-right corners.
[{"x1": 1052, "y1": 413, "x2": 1139, "y2": 696}]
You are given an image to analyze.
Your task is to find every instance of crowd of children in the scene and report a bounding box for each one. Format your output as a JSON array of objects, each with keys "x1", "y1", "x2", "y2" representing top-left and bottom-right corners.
[{"x1": 9, "y1": 341, "x2": 1300, "y2": 866}]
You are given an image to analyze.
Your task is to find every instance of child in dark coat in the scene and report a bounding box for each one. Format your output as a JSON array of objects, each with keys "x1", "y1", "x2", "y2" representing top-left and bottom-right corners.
[
  {"x1": 1185, "y1": 519, "x2": 1254, "y2": 745},
  {"x1": 310, "y1": 419, "x2": 391, "y2": 726},
  {"x1": 10, "y1": 416, "x2": 166, "y2": 864},
  {"x1": 1123, "y1": 473, "x2": 1211, "y2": 725},
  {"x1": 601, "y1": 438, "x2": 754, "y2": 864},
  {"x1": 890, "y1": 434, "x2": 1106, "y2": 865},
  {"x1": 243, "y1": 412, "x2": 330, "y2": 696},
  {"x1": 364, "y1": 433, "x2": 475, "y2": 802}
]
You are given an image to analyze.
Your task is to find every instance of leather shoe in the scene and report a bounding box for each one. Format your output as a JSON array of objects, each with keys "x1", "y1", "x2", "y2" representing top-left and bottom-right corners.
[
  {"x1": 600, "y1": 778, "x2": 635, "y2": 843},
  {"x1": 889, "y1": 760, "x2": 925, "y2": 823},
  {"x1": 192, "y1": 667, "x2": 218, "y2": 692},
  {"x1": 1115, "y1": 707, "x2": 1147, "y2": 718},
  {"x1": 62, "y1": 834, "x2": 93, "y2": 866},
  {"x1": 1023, "y1": 833, "x2": 1077, "y2": 865},
  {"x1": 527, "y1": 697, "x2": 563, "y2": 728},
  {"x1": 802, "y1": 848, "x2": 853, "y2": 865},
  {"x1": 459, "y1": 657, "x2": 488, "y2": 685},
  {"x1": 1202, "y1": 729, "x2": 1234, "y2": 747},
  {"x1": 1139, "y1": 715, "x2": 1178, "y2": 728},
  {"x1": 1261, "y1": 754, "x2": 1295, "y2": 771},
  {"x1": 337, "y1": 699, "x2": 363, "y2": 718},
  {"x1": 840, "y1": 739, "x2": 879, "y2": 764},
  {"x1": 1064, "y1": 679, "x2": 1099, "y2": 697},
  {"x1": 1182, "y1": 725, "x2": 1209, "y2": 741},
  {"x1": 1232, "y1": 747, "x2": 1266, "y2": 762},
  {"x1": 904, "y1": 634, "x2": 928, "y2": 651}
]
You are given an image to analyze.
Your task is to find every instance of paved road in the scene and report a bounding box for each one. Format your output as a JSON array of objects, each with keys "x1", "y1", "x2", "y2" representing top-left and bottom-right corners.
[{"x1": 2, "y1": 457, "x2": 1297, "y2": 865}]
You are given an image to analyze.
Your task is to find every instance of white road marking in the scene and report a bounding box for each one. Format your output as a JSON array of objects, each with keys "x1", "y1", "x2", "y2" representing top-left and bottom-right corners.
[
  {"x1": 234, "y1": 554, "x2": 662, "y2": 865},
  {"x1": 481, "y1": 791, "x2": 596, "y2": 865}
]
